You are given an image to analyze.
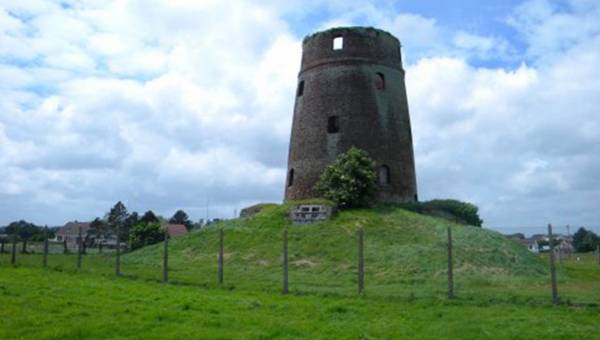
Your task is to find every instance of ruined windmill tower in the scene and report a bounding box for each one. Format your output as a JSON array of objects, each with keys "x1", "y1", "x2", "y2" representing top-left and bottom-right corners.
[{"x1": 284, "y1": 27, "x2": 418, "y2": 203}]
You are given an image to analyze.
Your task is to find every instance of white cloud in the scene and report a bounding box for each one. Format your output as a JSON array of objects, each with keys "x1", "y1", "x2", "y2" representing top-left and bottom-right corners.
[
  {"x1": 407, "y1": 29, "x2": 600, "y2": 227},
  {"x1": 510, "y1": 159, "x2": 568, "y2": 194},
  {"x1": 318, "y1": 9, "x2": 515, "y2": 63},
  {"x1": 0, "y1": 0, "x2": 599, "y2": 232},
  {"x1": 0, "y1": 0, "x2": 300, "y2": 224},
  {"x1": 508, "y1": 0, "x2": 600, "y2": 64}
]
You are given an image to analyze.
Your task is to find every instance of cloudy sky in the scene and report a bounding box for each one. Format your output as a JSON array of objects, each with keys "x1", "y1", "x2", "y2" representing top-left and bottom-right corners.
[{"x1": 1, "y1": 0, "x2": 599, "y2": 235}]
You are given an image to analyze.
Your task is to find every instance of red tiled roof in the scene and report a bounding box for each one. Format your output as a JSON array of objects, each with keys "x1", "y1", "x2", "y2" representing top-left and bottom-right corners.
[{"x1": 165, "y1": 224, "x2": 188, "y2": 237}]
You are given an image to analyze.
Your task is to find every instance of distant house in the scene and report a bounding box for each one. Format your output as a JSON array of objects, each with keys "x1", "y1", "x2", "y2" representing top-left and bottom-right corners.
[
  {"x1": 164, "y1": 224, "x2": 188, "y2": 238},
  {"x1": 527, "y1": 234, "x2": 548, "y2": 253},
  {"x1": 556, "y1": 236, "x2": 574, "y2": 254},
  {"x1": 524, "y1": 234, "x2": 575, "y2": 254},
  {"x1": 527, "y1": 238, "x2": 541, "y2": 253},
  {"x1": 55, "y1": 221, "x2": 91, "y2": 247}
]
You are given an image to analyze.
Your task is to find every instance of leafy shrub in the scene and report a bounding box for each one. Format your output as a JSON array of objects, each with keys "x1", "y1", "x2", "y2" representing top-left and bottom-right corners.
[
  {"x1": 314, "y1": 147, "x2": 377, "y2": 208},
  {"x1": 399, "y1": 199, "x2": 483, "y2": 227},
  {"x1": 130, "y1": 222, "x2": 165, "y2": 250}
]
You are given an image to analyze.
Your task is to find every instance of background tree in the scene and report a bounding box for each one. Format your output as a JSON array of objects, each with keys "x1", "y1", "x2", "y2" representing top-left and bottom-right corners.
[
  {"x1": 108, "y1": 201, "x2": 128, "y2": 246},
  {"x1": 89, "y1": 218, "x2": 109, "y2": 241},
  {"x1": 123, "y1": 211, "x2": 139, "y2": 247},
  {"x1": 0, "y1": 226, "x2": 7, "y2": 246},
  {"x1": 125, "y1": 212, "x2": 139, "y2": 230},
  {"x1": 5, "y1": 220, "x2": 43, "y2": 253},
  {"x1": 170, "y1": 210, "x2": 193, "y2": 231},
  {"x1": 140, "y1": 210, "x2": 159, "y2": 225},
  {"x1": 314, "y1": 147, "x2": 377, "y2": 208},
  {"x1": 31, "y1": 226, "x2": 55, "y2": 242},
  {"x1": 5, "y1": 220, "x2": 42, "y2": 240},
  {"x1": 129, "y1": 222, "x2": 165, "y2": 250},
  {"x1": 573, "y1": 227, "x2": 599, "y2": 253}
]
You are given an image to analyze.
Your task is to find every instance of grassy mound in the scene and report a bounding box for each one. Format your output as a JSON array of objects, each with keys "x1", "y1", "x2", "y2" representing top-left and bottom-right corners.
[{"x1": 123, "y1": 204, "x2": 547, "y2": 299}]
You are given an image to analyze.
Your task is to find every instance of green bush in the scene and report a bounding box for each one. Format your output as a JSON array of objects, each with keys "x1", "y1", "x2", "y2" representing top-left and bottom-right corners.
[
  {"x1": 399, "y1": 199, "x2": 483, "y2": 227},
  {"x1": 130, "y1": 222, "x2": 165, "y2": 250},
  {"x1": 314, "y1": 147, "x2": 377, "y2": 209}
]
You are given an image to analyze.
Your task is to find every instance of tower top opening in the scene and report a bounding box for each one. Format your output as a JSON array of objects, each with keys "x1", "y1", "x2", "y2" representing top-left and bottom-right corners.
[
  {"x1": 300, "y1": 26, "x2": 404, "y2": 73},
  {"x1": 302, "y1": 26, "x2": 399, "y2": 45}
]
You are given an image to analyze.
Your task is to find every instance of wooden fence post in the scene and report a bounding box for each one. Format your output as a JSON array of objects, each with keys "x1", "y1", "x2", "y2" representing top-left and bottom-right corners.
[
  {"x1": 548, "y1": 224, "x2": 559, "y2": 305},
  {"x1": 1, "y1": 239, "x2": 4, "y2": 253},
  {"x1": 77, "y1": 226, "x2": 83, "y2": 270},
  {"x1": 358, "y1": 227, "x2": 364, "y2": 295},
  {"x1": 43, "y1": 227, "x2": 49, "y2": 268},
  {"x1": 163, "y1": 231, "x2": 169, "y2": 284},
  {"x1": 283, "y1": 228, "x2": 289, "y2": 294},
  {"x1": 218, "y1": 228, "x2": 224, "y2": 285},
  {"x1": 596, "y1": 245, "x2": 599, "y2": 266},
  {"x1": 63, "y1": 240, "x2": 68, "y2": 254},
  {"x1": 115, "y1": 224, "x2": 121, "y2": 276},
  {"x1": 99, "y1": 242, "x2": 103, "y2": 254},
  {"x1": 447, "y1": 227, "x2": 454, "y2": 299},
  {"x1": 21, "y1": 239, "x2": 27, "y2": 254},
  {"x1": 11, "y1": 233, "x2": 17, "y2": 265}
]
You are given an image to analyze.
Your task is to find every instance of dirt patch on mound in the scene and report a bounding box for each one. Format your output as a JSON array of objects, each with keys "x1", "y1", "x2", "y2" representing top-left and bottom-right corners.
[{"x1": 292, "y1": 259, "x2": 318, "y2": 268}]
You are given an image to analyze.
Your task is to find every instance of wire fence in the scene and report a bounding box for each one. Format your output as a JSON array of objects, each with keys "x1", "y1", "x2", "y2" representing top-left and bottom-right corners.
[
  {"x1": 1, "y1": 224, "x2": 599, "y2": 307},
  {"x1": 0, "y1": 241, "x2": 121, "y2": 254}
]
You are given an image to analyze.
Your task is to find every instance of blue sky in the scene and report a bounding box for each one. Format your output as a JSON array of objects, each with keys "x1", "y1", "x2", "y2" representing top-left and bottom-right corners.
[{"x1": 0, "y1": 0, "x2": 599, "y2": 236}]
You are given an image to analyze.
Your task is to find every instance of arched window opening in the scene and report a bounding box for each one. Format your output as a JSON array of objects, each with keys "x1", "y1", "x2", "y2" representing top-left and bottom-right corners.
[
  {"x1": 378, "y1": 165, "x2": 391, "y2": 185},
  {"x1": 375, "y1": 72, "x2": 385, "y2": 90},
  {"x1": 327, "y1": 116, "x2": 339, "y2": 133},
  {"x1": 297, "y1": 80, "x2": 304, "y2": 97},
  {"x1": 288, "y1": 169, "x2": 295, "y2": 187},
  {"x1": 333, "y1": 36, "x2": 343, "y2": 50}
]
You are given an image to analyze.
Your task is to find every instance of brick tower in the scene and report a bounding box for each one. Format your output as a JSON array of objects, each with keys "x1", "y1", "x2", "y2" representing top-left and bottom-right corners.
[{"x1": 284, "y1": 27, "x2": 418, "y2": 203}]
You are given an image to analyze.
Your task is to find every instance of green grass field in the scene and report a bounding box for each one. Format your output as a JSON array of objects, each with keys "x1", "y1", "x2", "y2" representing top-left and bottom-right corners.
[
  {"x1": 1, "y1": 268, "x2": 600, "y2": 339},
  {"x1": 1, "y1": 205, "x2": 599, "y2": 338}
]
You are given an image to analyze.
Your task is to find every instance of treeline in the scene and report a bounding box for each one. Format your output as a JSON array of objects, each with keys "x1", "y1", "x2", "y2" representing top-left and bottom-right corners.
[
  {"x1": 0, "y1": 221, "x2": 55, "y2": 245},
  {"x1": 88, "y1": 201, "x2": 203, "y2": 251},
  {"x1": 0, "y1": 201, "x2": 208, "y2": 251},
  {"x1": 572, "y1": 227, "x2": 599, "y2": 253}
]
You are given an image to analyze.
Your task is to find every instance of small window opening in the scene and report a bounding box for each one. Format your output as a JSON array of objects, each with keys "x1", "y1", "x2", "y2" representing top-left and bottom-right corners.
[
  {"x1": 288, "y1": 169, "x2": 294, "y2": 187},
  {"x1": 378, "y1": 165, "x2": 391, "y2": 185},
  {"x1": 375, "y1": 72, "x2": 385, "y2": 90},
  {"x1": 297, "y1": 80, "x2": 304, "y2": 97},
  {"x1": 327, "y1": 116, "x2": 339, "y2": 133},
  {"x1": 333, "y1": 36, "x2": 343, "y2": 50}
]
